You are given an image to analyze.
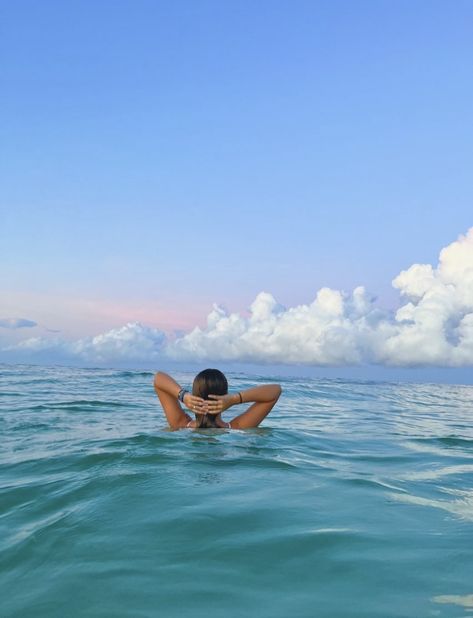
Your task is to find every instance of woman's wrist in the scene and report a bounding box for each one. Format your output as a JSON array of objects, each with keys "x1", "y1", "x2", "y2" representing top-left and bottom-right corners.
[
  {"x1": 182, "y1": 392, "x2": 193, "y2": 407},
  {"x1": 177, "y1": 388, "x2": 189, "y2": 402}
]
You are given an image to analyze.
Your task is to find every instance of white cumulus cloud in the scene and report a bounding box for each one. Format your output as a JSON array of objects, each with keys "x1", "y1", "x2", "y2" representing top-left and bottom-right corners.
[
  {"x1": 382, "y1": 227, "x2": 473, "y2": 366},
  {"x1": 6, "y1": 322, "x2": 166, "y2": 363},
  {"x1": 168, "y1": 287, "x2": 388, "y2": 365},
  {"x1": 2, "y1": 229, "x2": 473, "y2": 367},
  {"x1": 169, "y1": 228, "x2": 473, "y2": 367}
]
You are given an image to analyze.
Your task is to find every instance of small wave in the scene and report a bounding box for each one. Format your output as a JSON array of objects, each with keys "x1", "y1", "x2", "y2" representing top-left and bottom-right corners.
[
  {"x1": 3, "y1": 510, "x2": 77, "y2": 554},
  {"x1": 435, "y1": 436, "x2": 473, "y2": 448},
  {"x1": 408, "y1": 436, "x2": 473, "y2": 452},
  {"x1": 342, "y1": 476, "x2": 407, "y2": 492},
  {"x1": 0, "y1": 391, "x2": 26, "y2": 397},
  {"x1": 400, "y1": 463, "x2": 473, "y2": 481},
  {"x1": 11, "y1": 421, "x2": 51, "y2": 431},
  {"x1": 24, "y1": 399, "x2": 139, "y2": 411},
  {"x1": 412, "y1": 435, "x2": 473, "y2": 446},
  {"x1": 115, "y1": 370, "x2": 154, "y2": 378},
  {"x1": 9, "y1": 377, "x2": 64, "y2": 385}
]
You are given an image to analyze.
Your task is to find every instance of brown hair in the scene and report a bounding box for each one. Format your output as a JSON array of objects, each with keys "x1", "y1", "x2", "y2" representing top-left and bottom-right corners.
[{"x1": 192, "y1": 368, "x2": 228, "y2": 429}]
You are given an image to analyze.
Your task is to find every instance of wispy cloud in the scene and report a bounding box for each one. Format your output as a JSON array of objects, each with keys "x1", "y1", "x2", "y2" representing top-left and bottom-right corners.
[
  {"x1": 0, "y1": 318, "x2": 37, "y2": 329},
  {"x1": 3, "y1": 229, "x2": 473, "y2": 367}
]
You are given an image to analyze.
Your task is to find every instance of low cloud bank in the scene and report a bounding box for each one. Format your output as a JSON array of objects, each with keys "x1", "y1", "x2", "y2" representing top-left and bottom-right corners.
[
  {"x1": 3, "y1": 229, "x2": 473, "y2": 367},
  {"x1": 5, "y1": 322, "x2": 166, "y2": 363}
]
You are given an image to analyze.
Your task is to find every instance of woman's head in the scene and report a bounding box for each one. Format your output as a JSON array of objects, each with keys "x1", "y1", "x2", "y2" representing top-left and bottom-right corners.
[
  {"x1": 192, "y1": 369, "x2": 228, "y2": 428},
  {"x1": 192, "y1": 368, "x2": 228, "y2": 400}
]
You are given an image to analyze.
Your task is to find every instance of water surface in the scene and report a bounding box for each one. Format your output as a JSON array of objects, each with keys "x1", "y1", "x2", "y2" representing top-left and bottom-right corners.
[{"x1": 1, "y1": 364, "x2": 473, "y2": 617}]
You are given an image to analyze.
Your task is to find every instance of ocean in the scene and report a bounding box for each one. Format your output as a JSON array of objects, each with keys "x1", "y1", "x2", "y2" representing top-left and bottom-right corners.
[{"x1": 1, "y1": 364, "x2": 472, "y2": 617}]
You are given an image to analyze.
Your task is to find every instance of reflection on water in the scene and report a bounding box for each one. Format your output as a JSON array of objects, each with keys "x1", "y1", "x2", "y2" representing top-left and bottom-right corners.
[
  {"x1": 387, "y1": 489, "x2": 473, "y2": 522},
  {"x1": 433, "y1": 594, "x2": 473, "y2": 609}
]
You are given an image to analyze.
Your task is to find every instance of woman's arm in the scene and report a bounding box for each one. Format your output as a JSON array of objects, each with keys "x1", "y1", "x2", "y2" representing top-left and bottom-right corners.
[
  {"x1": 153, "y1": 371, "x2": 206, "y2": 429},
  {"x1": 206, "y1": 384, "x2": 282, "y2": 429}
]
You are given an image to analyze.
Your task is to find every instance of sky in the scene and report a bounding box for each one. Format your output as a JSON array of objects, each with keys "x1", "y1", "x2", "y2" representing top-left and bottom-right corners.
[{"x1": 1, "y1": 1, "x2": 473, "y2": 381}]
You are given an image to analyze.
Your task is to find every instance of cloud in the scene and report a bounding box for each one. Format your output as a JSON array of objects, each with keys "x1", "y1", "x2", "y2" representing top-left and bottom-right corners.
[
  {"x1": 6, "y1": 322, "x2": 166, "y2": 363},
  {"x1": 0, "y1": 318, "x2": 37, "y2": 329},
  {"x1": 383, "y1": 227, "x2": 473, "y2": 366},
  {"x1": 169, "y1": 228, "x2": 473, "y2": 367},
  {"x1": 3, "y1": 228, "x2": 473, "y2": 367},
  {"x1": 168, "y1": 288, "x2": 388, "y2": 365}
]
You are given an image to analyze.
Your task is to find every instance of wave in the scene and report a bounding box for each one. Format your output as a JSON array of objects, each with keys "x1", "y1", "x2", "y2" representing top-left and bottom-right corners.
[{"x1": 23, "y1": 399, "x2": 141, "y2": 411}]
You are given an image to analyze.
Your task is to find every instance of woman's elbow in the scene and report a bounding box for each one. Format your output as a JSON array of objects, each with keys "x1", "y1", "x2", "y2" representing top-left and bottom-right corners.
[
  {"x1": 272, "y1": 384, "x2": 282, "y2": 400},
  {"x1": 154, "y1": 371, "x2": 165, "y2": 389}
]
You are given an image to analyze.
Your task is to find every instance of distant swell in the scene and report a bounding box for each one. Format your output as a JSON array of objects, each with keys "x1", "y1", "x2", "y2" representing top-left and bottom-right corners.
[{"x1": 24, "y1": 400, "x2": 140, "y2": 411}]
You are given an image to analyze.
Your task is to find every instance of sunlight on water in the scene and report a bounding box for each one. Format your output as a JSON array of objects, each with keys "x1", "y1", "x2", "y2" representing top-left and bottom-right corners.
[{"x1": 433, "y1": 595, "x2": 473, "y2": 609}]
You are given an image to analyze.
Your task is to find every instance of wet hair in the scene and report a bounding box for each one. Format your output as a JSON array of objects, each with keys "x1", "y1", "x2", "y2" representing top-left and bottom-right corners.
[{"x1": 192, "y1": 368, "x2": 228, "y2": 429}]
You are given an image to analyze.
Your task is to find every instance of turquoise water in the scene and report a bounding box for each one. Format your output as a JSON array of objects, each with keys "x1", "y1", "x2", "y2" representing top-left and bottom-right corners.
[{"x1": 1, "y1": 365, "x2": 473, "y2": 618}]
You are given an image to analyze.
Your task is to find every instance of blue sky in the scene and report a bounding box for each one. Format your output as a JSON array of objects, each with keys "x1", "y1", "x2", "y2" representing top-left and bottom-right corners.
[{"x1": 1, "y1": 1, "x2": 473, "y2": 379}]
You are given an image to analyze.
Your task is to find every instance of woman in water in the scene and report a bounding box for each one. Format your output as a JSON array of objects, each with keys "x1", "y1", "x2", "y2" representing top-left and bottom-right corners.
[{"x1": 154, "y1": 369, "x2": 282, "y2": 430}]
